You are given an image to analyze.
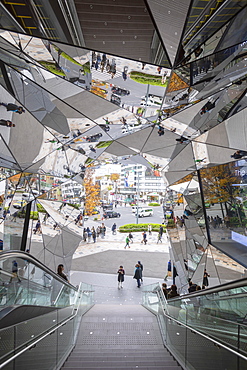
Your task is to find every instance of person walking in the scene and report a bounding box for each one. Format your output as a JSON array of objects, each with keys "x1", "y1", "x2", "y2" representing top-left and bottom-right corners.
[
  {"x1": 101, "y1": 223, "x2": 106, "y2": 238},
  {"x1": 164, "y1": 260, "x2": 172, "y2": 280},
  {"x1": 128, "y1": 232, "x2": 133, "y2": 243},
  {"x1": 83, "y1": 228, "x2": 87, "y2": 242},
  {"x1": 173, "y1": 265, "x2": 178, "y2": 285},
  {"x1": 224, "y1": 215, "x2": 230, "y2": 228},
  {"x1": 122, "y1": 66, "x2": 128, "y2": 81},
  {"x1": 92, "y1": 228, "x2": 97, "y2": 243},
  {"x1": 0, "y1": 102, "x2": 25, "y2": 114},
  {"x1": 159, "y1": 225, "x2": 164, "y2": 237},
  {"x1": 33, "y1": 220, "x2": 41, "y2": 234},
  {"x1": 87, "y1": 229, "x2": 92, "y2": 242},
  {"x1": 79, "y1": 213, "x2": 83, "y2": 226},
  {"x1": 148, "y1": 224, "x2": 152, "y2": 235},
  {"x1": 9, "y1": 260, "x2": 21, "y2": 283},
  {"x1": 133, "y1": 263, "x2": 142, "y2": 288},
  {"x1": 203, "y1": 269, "x2": 210, "y2": 287},
  {"x1": 75, "y1": 213, "x2": 80, "y2": 225},
  {"x1": 0, "y1": 120, "x2": 15, "y2": 127},
  {"x1": 124, "y1": 235, "x2": 130, "y2": 248},
  {"x1": 141, "y1": 231, "x2": 147, "y2": 245},
  {"x1": 138, "y1": 261, "x2": 143, "y2": 283},
  {"x1": 96, "y1": 226, "x2": 100, "y2": 237},
  {"x1": 117, "y1": 265, "x2": 125, "y2": 289},
  {"x1": 112, "y1": 223, "x2": 117, "y2": 235},
  {"x1": 43, "y1": 213, "x2": 49, "y2": 224},
  {"x1": 11, "y1": 211, "x2": 18, "y2": 222},
  {"x1": 157, "y1": 232, "x2": 162, "y2": 243}
]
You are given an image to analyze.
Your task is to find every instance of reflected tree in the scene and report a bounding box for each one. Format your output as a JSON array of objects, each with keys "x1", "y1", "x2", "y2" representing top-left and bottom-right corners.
[
  {"x1": 200, "y1": 164, "x2": 244, "y2": 225},
  {"x1": 84, "y1": 168, "x2": 100, "y2": 216}
]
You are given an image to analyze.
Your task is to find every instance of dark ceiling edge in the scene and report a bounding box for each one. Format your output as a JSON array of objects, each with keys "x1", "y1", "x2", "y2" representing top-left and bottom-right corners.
[
  {"x1": 143, "y1": 0, "x2": 172, "y2": 68},
  {"x1": 0, "y1": 26, "x2": 170, "y2": 70},
  {"x1": 173, "y1": 0, "x2": 194, "y2": 68}
]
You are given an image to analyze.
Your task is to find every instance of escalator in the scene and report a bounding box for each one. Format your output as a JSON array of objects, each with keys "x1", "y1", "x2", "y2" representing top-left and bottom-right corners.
[
  {"x1": 0, "y1": 250, "x2": 94, "y2": 370},
  {"x1": 142, "y1": 279, "x2": 247, "y2": 370}
]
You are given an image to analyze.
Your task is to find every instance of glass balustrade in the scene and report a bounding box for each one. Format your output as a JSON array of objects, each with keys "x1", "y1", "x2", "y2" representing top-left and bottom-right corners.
[
  {"x1": 0, "y1": 282, "x2": 94, "y2": 370},
  {"x1": 142, "y1": 280, "x2": 247, "y2": 368},
  {"x1": 0, "y1": 252, "x2": 77, "y2": 308}
]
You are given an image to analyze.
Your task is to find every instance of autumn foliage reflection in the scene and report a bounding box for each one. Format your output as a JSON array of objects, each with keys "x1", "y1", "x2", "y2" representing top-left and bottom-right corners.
[{"x1": 84, "y1": 168, "x2": 100, "y2": 216}]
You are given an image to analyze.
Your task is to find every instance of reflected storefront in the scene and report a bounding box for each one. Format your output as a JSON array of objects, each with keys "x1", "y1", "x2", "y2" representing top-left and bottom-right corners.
[{"x1": 200, "y1": 161, "x2": 247, "y2": 245}]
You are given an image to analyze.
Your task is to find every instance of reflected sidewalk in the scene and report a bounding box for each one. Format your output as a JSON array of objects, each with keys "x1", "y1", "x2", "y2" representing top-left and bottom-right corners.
[{"x1": 74, "y1": 227, "x2": 170, "y2": 259}]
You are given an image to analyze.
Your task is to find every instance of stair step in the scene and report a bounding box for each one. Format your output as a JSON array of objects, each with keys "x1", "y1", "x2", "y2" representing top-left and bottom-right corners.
[
  {"x1": 67, "y1": 355, "x2": 173, "y2": 361},
  {"x1": 71, "y1": 346, "x2": 170, "y2": 357},
  {"x1": 63, "y1": 366, "x2": 181, "y2": 370},
  {"x1": 64, "y1": 359, "x2": 177, "y2": 366},
  {"x1": 61, "y1": 304, "x2": 182, "y2": 369}
]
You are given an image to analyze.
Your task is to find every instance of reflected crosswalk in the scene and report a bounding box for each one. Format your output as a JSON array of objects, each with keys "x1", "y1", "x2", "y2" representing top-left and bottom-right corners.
[{"x1": 91, "y1": 68, "x2": 122, "y2": 82}]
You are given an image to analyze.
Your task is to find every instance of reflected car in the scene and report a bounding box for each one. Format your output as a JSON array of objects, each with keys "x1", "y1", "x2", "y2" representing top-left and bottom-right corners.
[
  {"x1": 86, "y1": 209, "x2": 100, "y2": 215},
  {"x1": 85, "y1": 133, "x2": 103, "y2": 142},
  {"x1": 13, "y1": 200, "x2": 27, "y2": 209},
  {"x1": 102, "y1": 204, "x2": 113, "y2": 211},
  {"x1": 111, "y1": 86, "x2": 130, "y2": 96},
  {"x1": 22, "y1": 194, "x2": 35, "y2": 201},
  {"x1": 84, "y1": 208, "x2": 100, "y2": 216},
  {"x1": 103, "y1": 211, "x2": 121, "y2": 219},
  {"x1": 121, "y1": 125, "x2": 134, "y2": 134},
  {"x1": 140, "y1": 94, "x2": 163, "y2": 107},
  {"x1": 110, "y1": 94, "x2": 121, "y2": 106},
  {"x1": 22, "y1": 190, "x2": 39, "y2": 201}
]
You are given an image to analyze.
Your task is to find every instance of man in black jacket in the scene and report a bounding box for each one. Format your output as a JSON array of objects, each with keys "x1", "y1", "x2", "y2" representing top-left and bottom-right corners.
[
  {"x1": 0, "y1": 120, "x2": 15, "y2": 127},
  {"x1": 0, "y1": 102, "x2": 25, "y2": 114}
]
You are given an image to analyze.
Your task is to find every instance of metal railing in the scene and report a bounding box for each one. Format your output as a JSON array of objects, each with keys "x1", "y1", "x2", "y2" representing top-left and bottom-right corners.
[
  {"x1": 142, "y1": 280, "x2": 247, "y2": 370},
  {"x1": 0, "y1": 282, "x2": 94, "y2": 369},
  {"x1": 0, "y1": 251, "x2": 77, "y2": 309},
  {"x1": 0, "y1": 250, "x2": 95, "y2": 369}
]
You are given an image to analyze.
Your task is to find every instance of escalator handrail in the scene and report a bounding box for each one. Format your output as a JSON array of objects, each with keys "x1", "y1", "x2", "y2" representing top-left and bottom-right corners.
[
  {"x1": 0, "y1": 250, "x2": 77, "y2": 291},
  {"x1": 0, "y1": 283, "x2": 89, "y2": 369},
  {"x1": 170, "y1": 277, "x2": 247, "y2": 301},
  {"x1": 154, "y1": 283, "x2": 247, "y2": 327}
]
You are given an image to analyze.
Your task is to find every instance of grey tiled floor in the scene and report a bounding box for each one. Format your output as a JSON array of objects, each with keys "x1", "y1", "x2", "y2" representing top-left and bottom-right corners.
[
  {"x1": 65, "y1": 269, "x2": 181, "y2": 369},
  {"x1": 71, "y1": 250, "x2": 170, "y2": 279},
  {"x1": 71, "y1": 270, "x2": 167, "y2": 305}
]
